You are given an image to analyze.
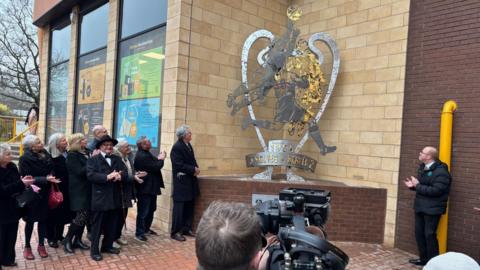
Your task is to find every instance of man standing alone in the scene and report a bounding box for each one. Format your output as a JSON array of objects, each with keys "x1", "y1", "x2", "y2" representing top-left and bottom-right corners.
[
  {"x1": 405, "y1": 146, "x2": 451, "y2": 266},
  {"x1": 170, "y1": 125, "x2": 200, "y2": 241}
]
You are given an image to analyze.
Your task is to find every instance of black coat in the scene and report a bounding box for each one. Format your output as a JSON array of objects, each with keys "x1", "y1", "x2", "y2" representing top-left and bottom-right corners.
[
  {"x1": 170, "y1": 139, "x2": 200, "y2": 202},
  {"x1": 87, "y1": 153, "x2": 128, "y2": 211},
  {"x1": 0, "y1": 163, "x2": 26, "y2": 224},
  {"x1": 19, "y1": 149, "x2": 53, "y2": 222},
  {"x1": 134, "y1": 149, "x2": 164, "y2": 196},
  {"x1": 414, "y1": 161, "x2": 451, "y2": 215},
  {"x1": 50, "y1": 155, "x2": 73, "y2": 224},
  {"x1": 66, "y1": 150, "x2": 91, "y2": 211}
]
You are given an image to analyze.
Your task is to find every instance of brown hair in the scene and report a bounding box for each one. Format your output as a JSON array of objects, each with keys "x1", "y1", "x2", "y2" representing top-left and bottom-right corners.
[{"x1": 195, "y1": 201, "x2": 263, "y2": 270}]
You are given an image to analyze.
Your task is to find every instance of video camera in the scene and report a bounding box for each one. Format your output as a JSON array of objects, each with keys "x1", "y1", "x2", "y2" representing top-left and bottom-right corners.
[{"x1": 255, "y1": 188, "x2": 349, "y2": 270}]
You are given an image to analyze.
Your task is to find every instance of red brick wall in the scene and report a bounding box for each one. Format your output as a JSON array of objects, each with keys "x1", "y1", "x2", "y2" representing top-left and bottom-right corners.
[
  {"x1": 193, "y1": 177, "x2": 387, "y2": 243},
  {"x1": 395, "y1": 0, "x2": 480, "y2": 260}
]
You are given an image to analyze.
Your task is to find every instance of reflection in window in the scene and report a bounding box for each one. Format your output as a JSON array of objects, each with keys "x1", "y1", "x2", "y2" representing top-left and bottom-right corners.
[
  {"x1": 46, "y1": 62, "x2": 69, "y2": 139},
  {"x1": 79, "y1": 3, "x2": 109, "y2": 55},
  {"x1": 114, "y1": 28, "x2": 165, "y2": 151},
  {"x1": 121, "y1": 0, "x2": 167, "y2": 38},
  {"x1": 51, "y1": 23, "x2": 71, "y2": 65}
]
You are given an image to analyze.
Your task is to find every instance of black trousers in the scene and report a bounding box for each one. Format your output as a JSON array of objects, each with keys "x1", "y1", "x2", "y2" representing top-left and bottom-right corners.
[
  {"x1": 171, "y1": 200, "x2": 194, "y2": 235},
  {"x1": 90, "y1": 210, "x2": 118, "y2": 255},
  {"x1": 136, "y1": 194, "x2": 157, "y2": 237},
  {"x1": 0, "y1": 222, "x2": 19, "y2": 265},
  {"x1": 415, "y1": 212, "x2": 441, "y2": 263},
  {"x1": 46, "y1": 220, "x2": 64, "y2": 243},
  {"x1": 115, "y1": 208, "x2": 128, "y2": 240}
]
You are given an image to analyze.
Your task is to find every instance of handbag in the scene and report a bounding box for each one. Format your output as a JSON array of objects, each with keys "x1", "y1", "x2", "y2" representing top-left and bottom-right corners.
[
  {"x1": 48, "y1": 182, "x2": 64, "y2": 209},
  {"x1": 15, "y1": 187, "x2": 40, "y2": 208}
]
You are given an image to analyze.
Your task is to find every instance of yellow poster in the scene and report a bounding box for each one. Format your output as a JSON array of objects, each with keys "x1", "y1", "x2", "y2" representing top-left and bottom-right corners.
[{"x1": 77, "y1": 63, "x2": 106, "y2": 104}]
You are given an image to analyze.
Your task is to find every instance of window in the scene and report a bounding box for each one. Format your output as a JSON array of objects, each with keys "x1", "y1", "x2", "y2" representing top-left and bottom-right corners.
[
  {"x1": 121, "y1": 0, "x2": 167, "y2": 38},
  {"x1": 46, "y1": 20, "x2": 70, "y2": 139},
  {"x1": 114, "y1": 0, "x2": 167, "y2": 153},
  {"x1": 74, "y1": 2, "x2": 109, "y2": 139}
]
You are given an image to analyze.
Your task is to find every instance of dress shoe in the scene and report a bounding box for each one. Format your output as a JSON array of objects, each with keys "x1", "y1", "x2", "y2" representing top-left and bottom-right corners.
[
  {"x1": 171, "y1": 233, "x2": 186, "y2": 242},
  {"x1": 182, "y1": 230, "x2": 195, "y2": 237},
  {"x1": 148, "y1": 229, "x2": 158, "y2": 235},
  {"x1": 2, "y1": 262, "x2": 17, "y2": 267},
  {"x1": 408, "y1": 258, "x2": 426, "y2": 266},
  {"x1": 48, "y1": 241, "x2": 59, "y2": 248},
  {"x1": 37, "y1": 245, "x2": 49, "y2": 258},
  {"x1": 101, "y1": 247, "x2": 121, "y2": 254},
  {"x1": 91, "y1": 253, "x2": 103, "y2": 261},
  {"x1": 135, "y1": 235, "x2": 148, "y2": 242},
  {"x1": 23, "y1": 247, "x2": 35, "y2": 260},
  {"x1": 72, "y1": 238, "x2": 90, "y2": 250},
  {"x1": 63, "y1": 238, "x2": 74, "y2": 254}
]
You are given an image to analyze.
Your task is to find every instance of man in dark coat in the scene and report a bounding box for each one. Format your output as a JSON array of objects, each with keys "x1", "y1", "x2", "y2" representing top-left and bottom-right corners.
[
  {"x1": 170, "y1": 125, "x2": 200, "y2": 242},
  {"x1": 133, "y1": 136, "x2": 165, "y2": 241},
  {"x1": 86, "y1": 135, "x2": 128, "y2": 261},
  {"x1": 86, "y1": 125, "x2": 108, "y2": 153},
  {"x1": 405, "y1": 146, "x2": 451, "y2": 266}
]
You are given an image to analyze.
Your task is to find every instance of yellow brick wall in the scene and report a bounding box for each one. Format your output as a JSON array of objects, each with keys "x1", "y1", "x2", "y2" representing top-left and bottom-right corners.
[{"x1": 291, "y1": 0, "x2": 410, "y2": 246}]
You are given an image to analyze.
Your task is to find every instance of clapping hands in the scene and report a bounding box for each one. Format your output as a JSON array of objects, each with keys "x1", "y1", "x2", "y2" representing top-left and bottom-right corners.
[
  {"x1": 158, "y1": 150, "x2": 166, "y2": 160},
  {"x1": 107, "y1": 170, "x2": 122, "y2": 182},
  {"x1": 134, "y1": 171, "x2": 147, "y2": 184},
  {"x1": 404, "y1": 176, "x2": 419, "y2": 189},
  {"x1": 47, "y1": 175, "x2": 61, "y2": 184},
  {"x1": 21, "y1": 175, "x2": 35, "y2": 187}
]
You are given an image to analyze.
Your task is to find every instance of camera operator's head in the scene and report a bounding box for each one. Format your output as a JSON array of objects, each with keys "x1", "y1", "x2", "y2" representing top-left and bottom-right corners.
[{"x1": 196, "y1": 201, "x2": 264, "y2": 270}]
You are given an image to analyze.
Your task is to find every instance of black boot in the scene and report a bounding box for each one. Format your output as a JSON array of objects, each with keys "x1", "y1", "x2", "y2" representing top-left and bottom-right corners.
[
  {"x1": 73, "y1": 228, "x2": 90, "y2": 250},
  {"x1": 63, "y1": 224, "x2": 80, "y2": 254}
]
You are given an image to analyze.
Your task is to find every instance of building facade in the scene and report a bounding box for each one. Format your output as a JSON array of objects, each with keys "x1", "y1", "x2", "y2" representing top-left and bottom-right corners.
[{"x1": 33, "y1": 0, "x2": 479, "y2": 260}]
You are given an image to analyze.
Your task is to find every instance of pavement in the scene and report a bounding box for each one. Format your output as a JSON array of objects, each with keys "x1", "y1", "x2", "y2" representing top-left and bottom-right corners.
[{"x1": 6, "y1": 217, "x2": 421, "y2": 270}]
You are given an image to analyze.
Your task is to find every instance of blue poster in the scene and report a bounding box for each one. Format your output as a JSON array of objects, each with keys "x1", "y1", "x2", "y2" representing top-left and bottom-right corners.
[{"x1": 116, "y1": 98, "x2": 160, "y2": 147}]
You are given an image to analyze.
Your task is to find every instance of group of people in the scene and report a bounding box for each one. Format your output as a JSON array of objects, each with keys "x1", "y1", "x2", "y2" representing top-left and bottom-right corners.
[{"x1": 0, "y1": 124, "x2": 200, "y2": 265}]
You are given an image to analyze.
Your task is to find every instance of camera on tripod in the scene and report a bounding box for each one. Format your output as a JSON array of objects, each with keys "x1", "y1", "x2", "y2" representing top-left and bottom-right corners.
[{"x1": 255, "y1": 188, "x2": 349, "y2": 270}]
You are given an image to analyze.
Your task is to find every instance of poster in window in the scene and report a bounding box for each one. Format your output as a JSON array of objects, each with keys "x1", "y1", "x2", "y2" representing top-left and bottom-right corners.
[
  {"x1": 77, "y1": 49, "x2": 106, "y2": 104},
  {"x1": 116, "y1": 97, "x2": 160, "y2": 147},
  {"x1": 75, "y1": 103, "x2": 104, "y2": 140},
  {"x1": 118, "y1": 28, "x2": 165, "y2": 100}
]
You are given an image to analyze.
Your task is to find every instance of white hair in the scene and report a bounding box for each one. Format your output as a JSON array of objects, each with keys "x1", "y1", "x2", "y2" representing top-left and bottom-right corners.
[
  {"x1": 115, "y1": 138, "x2": 129, "y2": 150},
  {"x1": 92, "y1": 125, "x2": 106, "y2": 138},
  {"x1": 22, "y1": 134, "x2": 39, "y2": 149},
  {"x1": 0, "y1": 143, "x2": 11, "y2": 160},
  {"x1": 47, "y1": 133, "x2": 66, "y2": 158},
  {"x1": 176, "y1": 124, "x2": 191, "y2": 139}
]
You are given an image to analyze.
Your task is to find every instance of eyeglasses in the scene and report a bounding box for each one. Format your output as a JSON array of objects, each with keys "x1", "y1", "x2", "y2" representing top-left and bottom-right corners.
[{"x1": 419, "y1": 151, "x2": 430, "y2": 155}]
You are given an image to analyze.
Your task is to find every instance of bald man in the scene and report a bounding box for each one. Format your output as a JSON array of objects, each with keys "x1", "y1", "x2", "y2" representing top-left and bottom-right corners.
[{"x1": 404, "y1": 146, "x2": 451, "y2": 266}]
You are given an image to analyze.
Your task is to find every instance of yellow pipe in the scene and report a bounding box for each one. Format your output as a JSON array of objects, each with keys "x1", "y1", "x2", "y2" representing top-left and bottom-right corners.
[
  {"x1": 437, "y1": 100, "x2": 457, "y2": 254},
  {"x1": 19, "y1": 134, "x2": 24, "y2": 156}
]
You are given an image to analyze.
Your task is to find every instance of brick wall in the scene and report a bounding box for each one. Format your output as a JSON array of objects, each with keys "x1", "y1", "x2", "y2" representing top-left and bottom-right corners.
[
  {"x1": 291, "y1": 0, "x2": 410, "y2": 246},
  {"x1": 193, "y1": 177, "x2": 387, "y2": 243},
  {"x1": 395, "y1": 0, "x2": 480, "y2": 260}
]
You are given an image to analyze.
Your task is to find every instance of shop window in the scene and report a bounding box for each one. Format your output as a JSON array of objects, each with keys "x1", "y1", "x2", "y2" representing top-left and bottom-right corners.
[{"x1": 79, "y1": 3, "x2": 109, "y2": 55}]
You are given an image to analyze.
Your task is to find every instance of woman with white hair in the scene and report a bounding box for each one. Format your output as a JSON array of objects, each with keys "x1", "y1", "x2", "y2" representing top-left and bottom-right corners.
[
  {"x1": 0, "y1": 143, "x2": 34, "y2": 267},
  {"x1": 19, "y1": 135, "x2": 61, "y2": 260},
  {"x1": 113, "y1": 139, "x2": 146, "y2": 246},
  {"x1": 46, "y1": 133, "x2": 73, "y2": 249},
  {"x1": 63, "y1": 133, "x2": 91, "y2": 253}
]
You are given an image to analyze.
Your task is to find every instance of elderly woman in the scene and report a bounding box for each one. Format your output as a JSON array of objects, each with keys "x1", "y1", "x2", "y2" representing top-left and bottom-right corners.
[
  {"x1": 46, "y1": 133, "x2": 73, "y2": 248},
  {"x1": 63, "y1": 133, "x2": 91, "y2": 253},
  {"x1": 0, "y1": 143, "x2": 34, "y2": 267},
  {"x1": 113, "y1": 139, "x2": 146, "y2": 246},
  {"x1": 19, "y1": 135, "x2": 61, "y2": 260}
]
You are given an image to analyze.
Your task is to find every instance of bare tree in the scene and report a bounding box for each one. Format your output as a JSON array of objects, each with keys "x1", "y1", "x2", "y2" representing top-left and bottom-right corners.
[{"x1": 0, "y1": 0, "x2": 39, "y2": 105}]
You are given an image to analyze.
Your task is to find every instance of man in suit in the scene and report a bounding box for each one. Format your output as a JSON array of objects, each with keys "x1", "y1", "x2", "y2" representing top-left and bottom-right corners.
[
  {"x1": 170, "y1": 125, "x2": 200, "y2": 242},
  {"x1": 133, "y1": 136, "x2": 166, "y2": 242},
  {"x1": 404, "y1": 146, "x2": 451, "y2": 266},
  {"x1": 86, "y1": 135, "x2": 128, "y2": 261}
]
